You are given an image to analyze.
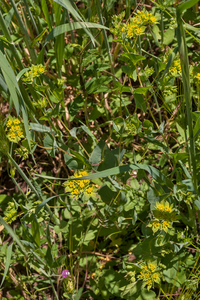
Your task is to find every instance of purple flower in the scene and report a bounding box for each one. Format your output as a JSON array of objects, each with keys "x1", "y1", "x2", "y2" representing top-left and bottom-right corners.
[{"x1": 62, "y1": 269, "x2": 70, "y2": 278}]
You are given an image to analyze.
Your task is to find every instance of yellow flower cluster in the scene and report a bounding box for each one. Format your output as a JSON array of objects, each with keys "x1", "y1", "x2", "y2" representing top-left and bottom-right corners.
[
  {"x1": 138, "y1": 261, "x2": 160, "y2": 290},
  {"x1": 164, "y1": 51, "x2": 182, "y2": 77},
  {"x1": 169, "y1": 59, "x2": 182, "y2": 76},
  {"x1": 126, "y1": 10, "x2": 157, "y2": 37},
  {"x1": 6, "y1": 116, "x2": 24, "y2": 143},
  {"x1": 23, "y1": 64, "x2": 46, "y2": 82},
  {"x1": 148, "y1": 200, "x2": 177, "y2": 233},
  {"x1": 155, "y1": 201, "x2": 173, "y2": 213},
  {"x1": 63, "y1": 171, "x2": 95, "y2": 197},
  {"x1": 4, "y1": 202, "x2": 17, "y2": 224}
]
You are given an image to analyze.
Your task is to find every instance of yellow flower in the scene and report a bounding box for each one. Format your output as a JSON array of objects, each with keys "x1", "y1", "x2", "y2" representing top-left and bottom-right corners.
[
  {"x1": 152, "y1": 221, "x2": 160, "y2": 229},
  {"x1": 81, "y1": 171, "x2": 88, "y2": 176},
  {"x1": 152, "y1": 272, "x2": 159, "y2": 280},
  {"x1": 149, "y1": 263, "x2": 156, "y2": 272},
  {"x1": 141, "y1": 265, "x2": 148, "y2": 271},
  {"x1": 14, "y1": 125, "x2": 20, "y2": 131},
  {"x1": 156, "y1": 203, "x2": 165, "y2": 211},
  {"x1": 145, "y1": 272, "x2": 151, "y2": 278},
  {"x1": 10, "y1": 125, "x2": 16, "y2": 132},
  {"x1": 162, "y1": 221, "x2": 170, "y2": 229},
  {"x1": 14, "y1": 119, "x2": 21, "y2": 125},
  {"x1": 135, "y1": 27, "x2": 145, "y2": 35},
  {"x1": 38, "y1": 66, "x2": 45, "y2": 73},
  {"x1": 7, "y1": 119, "x2": 12, "y2": 127},
  {"x1": 69, "y1": 181, "x2": 75, "y2": 188},
  {"x1": 33, "y1": 71, "x2": 38, "y2": 76},
  {"x1": 164, "y1": 206, "x2": 172, "y2": 213},
  {"x1": 79, "y1": 182, "x2": 85, "y2": 189},
  {"x1": 17, "y1": 131, "x2": 23, "y2": 137},
  {"x1": 9, "y1": 132, "x2": 16, "y2": 140},
  {"x1": 72, "y1": 189, "x2": 79, "y2": 195},
  {"x1": 86, "y1": 187, "x2": 94, "y2": 194},
  {"x1": 139, "y1": 271, "x2": 145, "y2": 279},
  {"x1": 146, "y1": 279, "x2": 152, "y2": 286},
  {"x1": 149, "y1": 16, "x2": 156, "y2": 23}
]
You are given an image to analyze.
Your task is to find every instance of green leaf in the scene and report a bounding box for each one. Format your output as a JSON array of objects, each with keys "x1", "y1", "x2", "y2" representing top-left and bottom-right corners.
[
  {"x1": 31, "y1": 215, "x2": 40, "y2": 247},
  {"x1": 121, "y1": 52, "x2": 146, "y2": 65},
  {"x1": 133, "y1": 87, "x2": 150, "y2": 96},
  {"x1": 134, "y1": 93, "x2": 146, "y2": 113},
  {"x1": 43, "y1": 133, "x2": 58, "y2": 157},
  {"x1": 74, "y1": 288, "x2": 83, "y2": 300},
  {"x1": 0, "y1": 243, "x2": 13, "y2": 288},
  {"x1": 136, "y1": 289, "x2": 157, "y2": 300},
  {"x1": 177, "y1": 0, "x2": 199, "y2": 17},
  {"x1": 163, "y1": 28, "x2": 175, "y2": 45},
  {"x1": 89, "y1": 140, "x2": 105, "y2": 166},
  {"x1": 163, "y1": 266, "x2": 186, "y2": 287},
  {"x1": 45, "y1": 246, "x2": 54, "y2": 267}
]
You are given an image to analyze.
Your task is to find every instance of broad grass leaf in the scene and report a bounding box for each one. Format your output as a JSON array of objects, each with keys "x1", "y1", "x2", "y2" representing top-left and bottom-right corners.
[
  {"x1": 30, "y1": 123, "x2": 52, "y2": 133},
  {"x1": 73, "y1": 163, "x2": 173, "y2": 190}
]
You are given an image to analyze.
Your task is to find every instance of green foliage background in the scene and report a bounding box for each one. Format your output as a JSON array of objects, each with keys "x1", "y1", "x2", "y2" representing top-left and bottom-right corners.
[{"x1": 0, "y1": 0, "x2": 200, "y2": 299}]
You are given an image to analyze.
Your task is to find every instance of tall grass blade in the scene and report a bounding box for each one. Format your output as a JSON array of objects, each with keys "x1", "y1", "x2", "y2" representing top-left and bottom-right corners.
[
  {"x1": 96, "y1": 0, "x2": 115, "y2": 77},
  {"x1": 0, "y1": 50, "x2": 20, "y2": 114},
  {"x1": 0, "y1": 243, "x2": 13, "y2": 288},
  {"x1": 9, "y1": 0, "x2": 37, "y2": 63},
  {"x1": 35, "y1": 163, "x2": 173, "y2": 190},
  {"x1": 41, "y1": 0, "x2": 52, "y2": 31},
  {"x1": 176, "y1": 0, "x2": 199, "y2": 191},
  {"x1": 53, "y1": 0, "x2": 96, "y2": 45}
]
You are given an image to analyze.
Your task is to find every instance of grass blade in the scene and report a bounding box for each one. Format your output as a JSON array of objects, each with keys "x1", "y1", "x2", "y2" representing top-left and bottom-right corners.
[
  {"x1": 0, "y1": 243, "x2": 13, "y2": 288},
  {"x1": 0, "y1": 216, "x2": 26, "y2": 254},
  {"x1": 43, "y1": 22, "x2": 108, "y2": 47},
  {"x1": 7, "y1": 153, "x2": 40, "y2": 199},
  {"x1": 176, "y1": 2, "x2": 198, "y2": 191}
]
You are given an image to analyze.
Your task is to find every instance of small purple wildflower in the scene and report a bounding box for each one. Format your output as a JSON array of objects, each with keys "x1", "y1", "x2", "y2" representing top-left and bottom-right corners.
[{"x1": 62, "y1": 269, "x2": 70, "y2": 278}]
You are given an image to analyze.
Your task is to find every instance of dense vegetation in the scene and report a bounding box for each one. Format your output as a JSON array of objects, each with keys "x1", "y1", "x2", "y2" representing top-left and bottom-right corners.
[{"x1": 1, "y1": 0, "x2": 200, "y2": 299}]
